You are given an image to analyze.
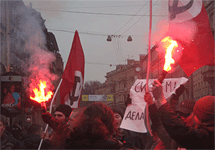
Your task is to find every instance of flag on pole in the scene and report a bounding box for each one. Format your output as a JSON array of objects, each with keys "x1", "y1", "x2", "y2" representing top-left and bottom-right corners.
[
  {"x1": 60, "y1": 31, "x2": 85, "y2": 108},
  {"x1": 167, "y1": 0, "x2": 214, "y2": 76}
]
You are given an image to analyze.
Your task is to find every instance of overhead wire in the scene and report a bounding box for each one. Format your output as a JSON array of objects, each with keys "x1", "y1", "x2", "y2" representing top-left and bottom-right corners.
[
  {"x1": 35, "y1": 8, "x2": 166, "y2": 17},
  {"x1": 85, "y1": 62, "x2": 117, "y2": 66},
  {"x1": 111, "y1": 1, "x2": 148, "y2": 66},
  {"x1": 47, "y1": 28, "x2": 107, "y2": 36},
  {"x1": 112, "y1": 38, "x2": 121, "y2": 64},
  {"x1": 42, "y1": 2, "x2": 163, "y2": 68},
  {"x1": 62, "y1": 4, "x2": 144, "y2": 9},
  {"x1": 48, "y1": 28, "x2": 145, "y2": 37},
  {"x1": 120, "y1": 0, "x2": 160, "y2": 35},
  {"x1": 113, "y1": 0, "x2": 149, "y2": 35},
  {"x1": 117, "y1": 37, "x2": 124, "y2": 63}
]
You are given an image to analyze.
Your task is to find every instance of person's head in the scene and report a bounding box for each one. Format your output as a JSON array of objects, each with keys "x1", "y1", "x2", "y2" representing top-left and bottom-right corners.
[
  {"x1": 3, "y1": 87, "x2": 7, "y2": 94},
  {"x1": 0, "y1": 117, "x2": 6, "y2": 137},
  {"x1": 71, "y1": 102, "x2": 116, "y2": 139},
  {"x1": 54, "y1": 104, "x2": 73, "y2": 123},
  {"x1": 111, "y1": 107, "x2": 123, "y2": 129},
  {"x1": 193, "y1": 96, "x2": 215, "y2": 127},
  {"x1": 175, "y1": 99, "x2": 195, "y2": 121},
  {"x1": 27, "y1": 124, "x2": 43, "y2": 137},
  {"x1": 83, "y1": 102, "x2": 116, "y2": 135},
  {"x1": 67, "y1": 107, "x2": 85, "y2": 130},
  {"x1": 10, "y1": 85, "x2": 15, "y2": 93}
]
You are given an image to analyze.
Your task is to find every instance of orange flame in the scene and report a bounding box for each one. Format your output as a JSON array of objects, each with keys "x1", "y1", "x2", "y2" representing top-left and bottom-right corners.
[
  {"x1": 30, "y1": 80, "x2": 53, "y2": 103},
  {"x1": 161, "y1": 36, "x2": 178, "y2": 72}
]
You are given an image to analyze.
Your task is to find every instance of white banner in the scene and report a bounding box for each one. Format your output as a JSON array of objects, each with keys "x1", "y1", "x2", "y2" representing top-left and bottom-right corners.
[
  {"x1": 120, "y1": 77, "x2": 188, "y2": 133},
  {"x1": 120, "y1": 103, "x2": 147, "y2": 133}
]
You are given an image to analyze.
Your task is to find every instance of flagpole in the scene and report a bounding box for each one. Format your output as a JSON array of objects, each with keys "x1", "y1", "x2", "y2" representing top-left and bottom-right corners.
[
  {"x1": 145, "y1": 0, "x2": 153, "y2": 137},
  {"x1": 38, "y1": 78, "x2": 63, "y2": 150}
]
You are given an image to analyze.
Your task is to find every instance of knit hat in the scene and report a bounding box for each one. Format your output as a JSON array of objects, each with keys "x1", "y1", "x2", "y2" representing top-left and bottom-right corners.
[
  {"x1": 193, "y1": 96, "x2": 215, "y2": 122},
  {"x1": 175, "y1": 99, "x2": 195, "y2": 117},
  {"x1": 55, "y1": 104, "x2": 73, "y2": 118}
]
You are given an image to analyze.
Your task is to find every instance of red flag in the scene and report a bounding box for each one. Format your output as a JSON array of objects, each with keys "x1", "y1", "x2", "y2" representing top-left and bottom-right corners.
[
  {"x1": 60, "y1": 31, "x2": 85, "y2": 108},
  {"x1": 167, "y1": 0, "x2": 214, "y2": 76}
]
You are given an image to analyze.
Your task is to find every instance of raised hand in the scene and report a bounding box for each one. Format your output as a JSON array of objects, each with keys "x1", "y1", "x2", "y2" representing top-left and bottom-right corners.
[{"x1": 144, "y1": 92, "x2": 154, "y2": 105}]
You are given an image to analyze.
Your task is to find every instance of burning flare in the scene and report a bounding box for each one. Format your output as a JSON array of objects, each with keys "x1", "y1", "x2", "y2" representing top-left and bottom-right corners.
[
  {"x1": 161, "y1": 36, "x2": 178, "y2": 72},
  {"x1": 30, "y1": 80, "x2": 53, "y2": 103}
]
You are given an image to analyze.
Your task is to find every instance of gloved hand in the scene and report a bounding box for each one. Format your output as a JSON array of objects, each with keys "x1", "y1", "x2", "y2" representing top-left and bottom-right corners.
[
  {"x1": 152, "y1": 80, "x2": 167, "y2": 108},
  {"x1": 175, "y1": 85, "x2": 185, "y2": 98}
]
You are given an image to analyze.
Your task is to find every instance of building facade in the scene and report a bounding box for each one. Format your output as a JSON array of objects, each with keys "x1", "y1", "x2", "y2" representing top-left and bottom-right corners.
[
  {"x1": 0, "y1": 0, "x2": 63, "y2": 126},
  {"x1": 95, "y1": 58, "x2": 143, "y2": 109}
]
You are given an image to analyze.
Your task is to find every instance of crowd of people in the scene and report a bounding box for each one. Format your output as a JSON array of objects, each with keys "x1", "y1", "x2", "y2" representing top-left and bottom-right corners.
[{"x1": 0, "y1": 81, "x2": 214, "y2": 149}]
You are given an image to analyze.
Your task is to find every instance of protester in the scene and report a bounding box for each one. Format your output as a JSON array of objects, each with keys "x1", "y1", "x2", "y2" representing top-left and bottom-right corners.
[
  {"x1": 41, "y1": 104, "x2": 73, "y2": 149},
  {"x1": 112, "y1": 107, "x2": 125, "y2": 145},
  {"x1": 152, "y1": 79, "x2": 215, "y2": 149},
  {"x1": 67, "y1": 107, "x2": 85, "y2": 131},
  {"x1": 175, "y1": 99, "x2": 196, "y2": 127},
  {"x1": 112, "y1": 107, "x2": 124, "y2": 138},
  {"x1": 11, "y1": 121, "x2": 24, "y2": 141},
  {"x1": 112, "y1": 107, "x2": 149, "y2": 149},
  {"x1": 53, "y1": 104, "x2": 73, "y2": 123},
  {"x1": 0, "y1": 116, "x2": 14, "y2": 149},
  {"x1": 144, "y1": 83, "x2": 196, "y2": 149},
  {"x1": 144, "y1": 92, "x2": 175, "y2": 149},
  {"x1": 125, "y1": 94, "x2": 132, "y2": 106},
  {"x1": 20, "y1": 123, "x2": 52, "y2": 149},
  {"x1": 65, "y1": 102, "x2": 123, "y2": 149},
  {"x1": 169, "y1": 85, "x2": 185, "y2": 109}
]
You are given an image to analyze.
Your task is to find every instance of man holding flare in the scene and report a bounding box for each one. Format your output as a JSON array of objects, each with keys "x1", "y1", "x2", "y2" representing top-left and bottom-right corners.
[{"x1": 150, "y1": 79, "x2": 214, "y2": 149}]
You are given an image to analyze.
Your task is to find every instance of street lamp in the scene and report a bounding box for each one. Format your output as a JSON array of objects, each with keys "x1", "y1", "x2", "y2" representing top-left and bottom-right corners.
[
  {"x1": 107, "y1": 35, "x2": 132, "y2": 42},
  {"x1": 127, "y1": 35, "x2": 132, "y2": 42}
]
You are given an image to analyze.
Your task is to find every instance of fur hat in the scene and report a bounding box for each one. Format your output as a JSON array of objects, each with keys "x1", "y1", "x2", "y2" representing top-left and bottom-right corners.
[
  {"x1": 55, "y1": 104, "x2": 72, "y2": 118},
  {"x1": 193, "y1": 96, "x2": 215, "y2": 122},
  {"x1": 175, "y1": 99, "x2": 195, "y2": 117}
]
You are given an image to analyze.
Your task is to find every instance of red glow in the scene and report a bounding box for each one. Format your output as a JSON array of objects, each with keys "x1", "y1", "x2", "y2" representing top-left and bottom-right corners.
[
  {"x1": 161, "y1": 36, "x2": 178, "y2": 72},
  {"x1": 30, "y1": 80, "x2": 53, "y2": 103}
]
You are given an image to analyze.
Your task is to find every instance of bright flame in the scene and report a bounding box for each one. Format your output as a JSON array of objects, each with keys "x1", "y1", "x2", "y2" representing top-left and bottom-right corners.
[
  {"x1": 161, "y1": 36, "x2": 178, "y2": 72},
  {"x1": 30, "y1": 80, "x2": 53, "y2": 103}
]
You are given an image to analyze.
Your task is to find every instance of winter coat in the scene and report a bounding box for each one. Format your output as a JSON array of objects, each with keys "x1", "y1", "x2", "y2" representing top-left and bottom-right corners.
[
  {"x1": 159, "y1": 102, "x2": 214, "y2": 149},
  {"x1": 20, "y1": 134, "x2": 51, "y2": 149},
  {"x1": 119, "y1": 129, "x2": 150, "y2": 149},
  {"x1": 42, "y1": 112, "x2": 71, "y2": 149}
]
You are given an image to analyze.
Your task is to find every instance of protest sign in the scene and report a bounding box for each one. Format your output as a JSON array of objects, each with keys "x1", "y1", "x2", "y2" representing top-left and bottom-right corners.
[{"x1": 120, "y1": 77, "x2": 188, "y2": 133}]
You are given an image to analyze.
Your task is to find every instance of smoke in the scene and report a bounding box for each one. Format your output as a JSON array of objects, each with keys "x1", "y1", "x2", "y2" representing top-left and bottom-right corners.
[
  {"x1": 153, "y1": 19, "x2": 197, "y2": 61},
  {"x1": 152, "y1": 19, "x2": 197, "y2": 46},
  {"x1": 152, "y1": 19, "x2": 169, "y2": 46},
  {"x1": 167, "y1": 21, "x2": 197, "y2": 44},
  {"x1": 10, "y1": 2, "x2": 58, "y2": 95}
]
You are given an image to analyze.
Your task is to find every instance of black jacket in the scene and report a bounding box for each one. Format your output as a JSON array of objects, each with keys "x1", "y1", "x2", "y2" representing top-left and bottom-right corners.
[
  {"x1": 159, "y1": 102, "x2": 214, "y2": 149},
  {"x1": 148, "y1": 103, "x2": 178, "y2": 149},
  {"x1": 20, "y1": 134, "x2": 52, "y2": 149},
  {"x1": 65, "y1": 138, "x2": 122, "y2": 149},
  {"x1": 1, "y1": 131, "x2": 14, "y2": 149}
]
